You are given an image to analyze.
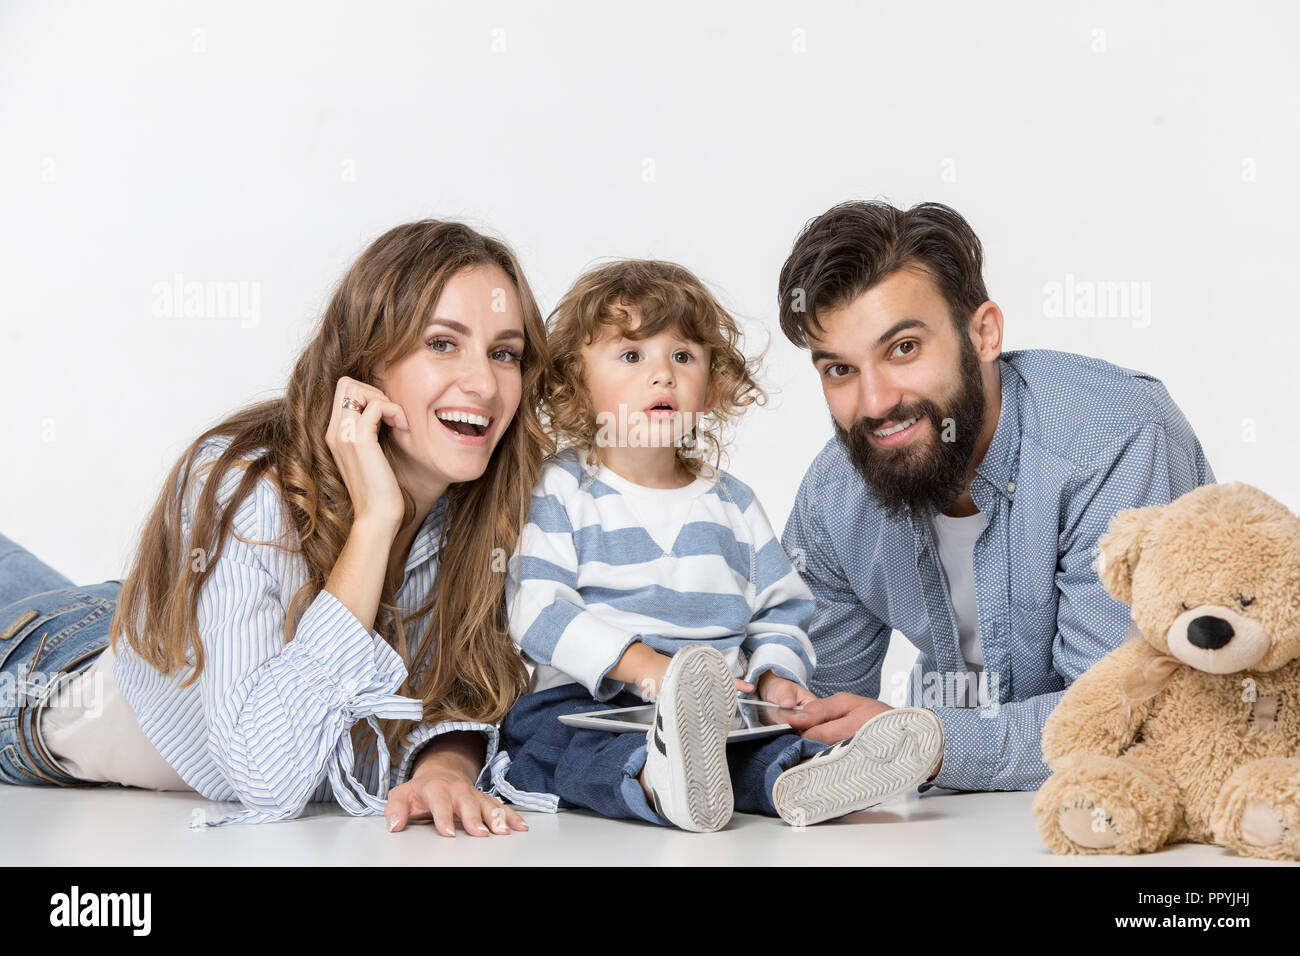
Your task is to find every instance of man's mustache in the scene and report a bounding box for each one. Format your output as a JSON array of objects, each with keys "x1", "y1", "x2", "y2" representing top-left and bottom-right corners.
[{"x1": 845, "y1": 403, "x2": 939, "y2": 439}]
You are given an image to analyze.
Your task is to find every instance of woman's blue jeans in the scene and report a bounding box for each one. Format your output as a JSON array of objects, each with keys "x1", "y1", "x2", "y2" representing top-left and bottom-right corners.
[{"x1": 0, "y1": 532, "x2": 119, "y2": 787}]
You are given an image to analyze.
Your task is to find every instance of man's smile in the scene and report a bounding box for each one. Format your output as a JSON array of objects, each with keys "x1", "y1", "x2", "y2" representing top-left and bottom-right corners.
[{"x1": 869, "y1": 415, "x2": 925, "y2": 448}]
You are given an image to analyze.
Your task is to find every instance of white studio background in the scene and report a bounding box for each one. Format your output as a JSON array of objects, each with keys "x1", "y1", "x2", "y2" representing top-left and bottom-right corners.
[{"x1": 3, "y1": 2, "x2": 1298, "y2": 693}]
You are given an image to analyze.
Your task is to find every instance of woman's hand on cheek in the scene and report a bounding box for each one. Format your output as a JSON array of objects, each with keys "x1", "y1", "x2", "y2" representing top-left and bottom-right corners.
[{"x1": 325, "y1": 376, "x2": 410, "y2": 531}]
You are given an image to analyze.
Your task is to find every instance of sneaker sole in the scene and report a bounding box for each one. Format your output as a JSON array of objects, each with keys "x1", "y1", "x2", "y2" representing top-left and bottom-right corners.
[
  {"x1": 661, "y1": 646, "x2": 737, "y2": 832},
  {"x1": 772, "y1": 707, "x2": 944, "y2": 827}
]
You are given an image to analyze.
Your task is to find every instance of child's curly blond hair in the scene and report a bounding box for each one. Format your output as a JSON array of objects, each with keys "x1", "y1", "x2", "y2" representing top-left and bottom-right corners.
[{"x1": 543, "y1": 259, "x2": 766, "y2": 480}]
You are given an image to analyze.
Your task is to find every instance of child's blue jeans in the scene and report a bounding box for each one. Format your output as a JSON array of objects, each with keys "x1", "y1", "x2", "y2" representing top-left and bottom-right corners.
[{"x1": 500, "y1": 681, "x2": 827, "y2": 825}]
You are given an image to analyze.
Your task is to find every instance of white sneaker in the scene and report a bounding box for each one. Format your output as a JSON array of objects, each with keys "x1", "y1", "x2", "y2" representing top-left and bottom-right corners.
[
  {"x1": 772, "y1": 706, "x2": 945, "y2": 827},
  {"x1": 640, "y1": 644, "x2": 737, "y2": 833}
]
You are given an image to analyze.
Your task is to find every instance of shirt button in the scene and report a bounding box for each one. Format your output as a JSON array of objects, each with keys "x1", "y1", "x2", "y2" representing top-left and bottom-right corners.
[{"x1": 1006, "y1": 481, "x2": 1016, "y2": 494}]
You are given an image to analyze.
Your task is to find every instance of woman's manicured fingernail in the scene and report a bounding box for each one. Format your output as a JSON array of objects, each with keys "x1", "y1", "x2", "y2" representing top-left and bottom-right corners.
[{"x1": 387, "y1": 816, "x2": 399, "y2": 832}]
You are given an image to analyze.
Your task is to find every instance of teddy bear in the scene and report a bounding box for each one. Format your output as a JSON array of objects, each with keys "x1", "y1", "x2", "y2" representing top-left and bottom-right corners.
[{"x1": 1032, "y1": 481, "x2": 1299, "y2": 860}]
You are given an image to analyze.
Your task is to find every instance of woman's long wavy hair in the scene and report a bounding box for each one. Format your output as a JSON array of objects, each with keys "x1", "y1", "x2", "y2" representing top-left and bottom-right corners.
[
  {"x1": 110, "y1": 220, "x2": 551, "y2": 769},
  {"x1": 543, "y1": 259, "x2": 766, "y2": 479}
]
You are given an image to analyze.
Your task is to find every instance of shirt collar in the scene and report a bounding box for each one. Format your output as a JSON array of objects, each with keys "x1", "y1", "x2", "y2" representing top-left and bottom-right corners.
[
  {"x1": 972, "y1": 355, "x2": 1022, "y2": 503},
  {"x1": 403, "y1": 492, "x2": 448, "y2": 576}
]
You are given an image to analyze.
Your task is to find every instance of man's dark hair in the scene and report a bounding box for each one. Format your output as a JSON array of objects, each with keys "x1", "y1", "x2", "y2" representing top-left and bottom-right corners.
[{"x1": 777, "y1": 200, "x2": 989, "y2": 348}]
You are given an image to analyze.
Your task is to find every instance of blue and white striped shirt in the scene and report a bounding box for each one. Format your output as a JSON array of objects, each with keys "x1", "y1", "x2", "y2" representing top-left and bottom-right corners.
[
  {"x1": 506, "y1": 448, "x2": 817, "y2": 700},
  {"x1": 113, "y1": 436, "x2": 501, "y2": 827},
  {"x1": 782, "y1": 350, "x2": 1214, "y2": 792}
]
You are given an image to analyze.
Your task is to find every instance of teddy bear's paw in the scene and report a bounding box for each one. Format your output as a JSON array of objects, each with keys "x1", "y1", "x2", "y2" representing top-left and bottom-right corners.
[
  {"x1": 1057, "y1": 802, "x2": 1121, "y2": 850},
  {"x1": 1212, "y1": 758, "x2": 1300, "y2": 861},
  {"x1": 1224, "y1": 798, "x2": 1296, "y2": 861},
  {"x1": 1240, "y1": 799, "x2": 1286, "y2": 848},
  {"x1": 1033, "y1": 756, "x2": 1178, "y2": 855}
]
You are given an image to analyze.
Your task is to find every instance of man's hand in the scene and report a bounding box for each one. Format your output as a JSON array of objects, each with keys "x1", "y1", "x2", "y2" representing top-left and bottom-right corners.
[
  {"x1": 384, "y1": 732, "x2": 528, "y2": 838},
  {"x1": 781, "y1": 692, "x2": 893, "y2": 744},
  {"x1": 784, "y1": 694, "x2": 944, "y2": 781}
]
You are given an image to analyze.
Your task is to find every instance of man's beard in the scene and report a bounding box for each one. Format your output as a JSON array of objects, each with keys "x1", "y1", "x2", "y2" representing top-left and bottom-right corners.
[{"x1": 834, "y1": 336, "x2": 987, "y2": 518}]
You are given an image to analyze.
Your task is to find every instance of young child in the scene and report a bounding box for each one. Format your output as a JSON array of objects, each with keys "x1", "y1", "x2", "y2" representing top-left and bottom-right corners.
[{"x1": 492, "y1": 259, "x2": 944, "y2": 831}]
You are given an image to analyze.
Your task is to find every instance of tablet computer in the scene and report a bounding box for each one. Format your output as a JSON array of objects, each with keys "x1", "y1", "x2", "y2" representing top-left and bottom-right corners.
[{"x1": 558, "y1": 699, "x2": 792, "y2": 742}]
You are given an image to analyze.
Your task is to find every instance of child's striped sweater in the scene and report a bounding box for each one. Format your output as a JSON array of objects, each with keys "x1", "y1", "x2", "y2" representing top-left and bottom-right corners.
[{"x1": 506, "y1": 448, "x2": 817, "y2": 700}]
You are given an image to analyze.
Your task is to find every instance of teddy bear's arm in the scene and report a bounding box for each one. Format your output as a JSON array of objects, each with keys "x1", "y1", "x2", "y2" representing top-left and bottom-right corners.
[{"x1": 1041, "y1": 637, "x2": 1157, "y2": 768}]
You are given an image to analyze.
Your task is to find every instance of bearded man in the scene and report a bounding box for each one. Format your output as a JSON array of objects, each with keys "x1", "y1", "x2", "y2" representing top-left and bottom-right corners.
[{"x1": 776, "y1": 201, "x2": 1214, "y2": 791}]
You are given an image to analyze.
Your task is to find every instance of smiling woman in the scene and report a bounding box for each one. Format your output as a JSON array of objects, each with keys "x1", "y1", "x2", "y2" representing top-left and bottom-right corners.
[
  {"x1": 373, "y1": 265, "x2": 531, "y2": 500},
  {"x1": 0, "y1": 220, "x2": 555, "y2": 838}
]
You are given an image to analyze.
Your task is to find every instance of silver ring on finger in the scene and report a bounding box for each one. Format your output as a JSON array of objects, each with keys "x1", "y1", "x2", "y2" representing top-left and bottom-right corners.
[{"x1": 341, "y1": 397, "x2": 364, "y2": 412}]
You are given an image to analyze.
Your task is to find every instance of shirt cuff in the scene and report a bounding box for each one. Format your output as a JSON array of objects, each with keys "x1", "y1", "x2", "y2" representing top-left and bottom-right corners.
[
  {"x1": 583, "y1": 630, "x2": 643, "y2": 702},
  {"x1": 288, "y1": 588, "x2": 413, "y2": 703},
  {"x1": 392, "y1": 720, "x2": 501, "y2": 789},
  {"x1": 742, "y1": 642, "x2": 809, "y2": 689},
  {"x1": 392, "y1": 721, "x2": 563, "y2": 813},
  {"x1": 926, "y1": 705, "x2": 1050, "y2": 792},
  {"x1": 193, "y1": 589, "x2": 424, "y2": 829}
]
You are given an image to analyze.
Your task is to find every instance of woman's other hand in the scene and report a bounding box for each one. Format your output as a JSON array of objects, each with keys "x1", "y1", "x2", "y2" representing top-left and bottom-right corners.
[{"x1": 385, "y1": 731, "x2": 528, "y2": 838}]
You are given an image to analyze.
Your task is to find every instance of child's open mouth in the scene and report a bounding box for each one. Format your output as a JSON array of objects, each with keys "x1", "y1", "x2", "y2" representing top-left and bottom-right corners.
[{"x1": 645, "y1": 401, "x2": 677, "y2": 419}]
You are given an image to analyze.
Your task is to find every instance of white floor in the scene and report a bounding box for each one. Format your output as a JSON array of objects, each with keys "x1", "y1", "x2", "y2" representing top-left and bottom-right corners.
[
  {"x1": 5, "y1": 636, "x2": 1287, "y2": 867},
  {"x1": 1, "y1": 783, "x2": 1284, "y2": 867}
]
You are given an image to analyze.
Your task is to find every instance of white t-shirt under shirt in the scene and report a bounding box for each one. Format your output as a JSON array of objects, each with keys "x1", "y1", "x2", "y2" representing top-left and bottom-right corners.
[
  {"x1": 928, "y1": 508, "x2": 988, "y2": 696},
  {"x1": 38, "y1": 642, "x2": 191, "y2": 790}
]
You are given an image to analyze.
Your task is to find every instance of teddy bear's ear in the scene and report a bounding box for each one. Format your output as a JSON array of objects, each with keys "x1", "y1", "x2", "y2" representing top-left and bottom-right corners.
[{"x1": 1096, "y1": 504, "x2": 1163, "y2": 603}]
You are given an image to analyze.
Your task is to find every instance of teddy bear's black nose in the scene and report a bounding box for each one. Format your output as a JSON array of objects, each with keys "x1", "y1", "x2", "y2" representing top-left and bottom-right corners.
[{"x1": 1187, "y1": 615, "x2": 1234, "y2": 650}]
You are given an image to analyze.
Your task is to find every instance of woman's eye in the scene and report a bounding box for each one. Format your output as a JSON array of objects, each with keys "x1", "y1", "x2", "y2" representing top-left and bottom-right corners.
[
  {"x1": 426, "y1": 337, "x2": 455, "y2": 353},
  {"x1": 492, "y1": 348, "x2": 523, "y2": 364}
]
